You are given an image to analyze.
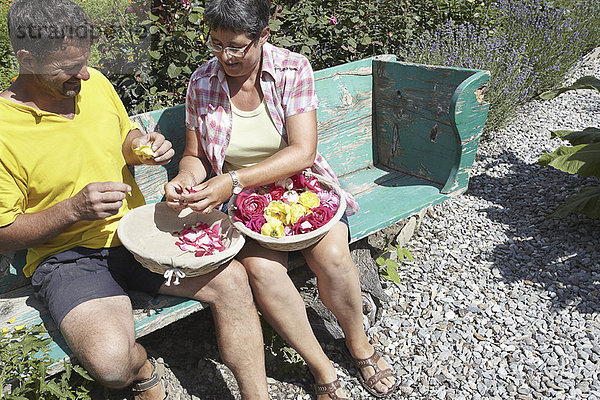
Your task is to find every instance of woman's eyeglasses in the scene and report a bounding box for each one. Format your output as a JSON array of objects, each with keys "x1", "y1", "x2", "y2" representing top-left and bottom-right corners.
[{"x1": 205, "y1": 37, "x2": 256, "y2": 58}]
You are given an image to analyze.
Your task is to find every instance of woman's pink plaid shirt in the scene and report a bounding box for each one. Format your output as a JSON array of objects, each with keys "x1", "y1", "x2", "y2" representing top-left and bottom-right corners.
[{"x1": 185, "y1": 42, "x2": 359, "y2": 215}]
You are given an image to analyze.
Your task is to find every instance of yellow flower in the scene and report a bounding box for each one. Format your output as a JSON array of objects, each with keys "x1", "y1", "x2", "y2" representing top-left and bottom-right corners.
[
  {"x1": 133, "y1": 143, "x2": 155, "y2": 159},
  {"x1": 1, "y1": 327, "x2": 7, "y2": 333},
  {"x1": 7, "y1": 317, "x2": 15, "y2": 324},
  {"x1": 261, "y1": 218, "x2": 284, "y2": 238},
  {"x1": 14, "y1": 325, "x2": 25, "y2": 331},
  {"x1": 264, "y1": 201, "x2": 291, "y2": 225},
  {"x1": 298, "y1": 191, "x2": 320, "y2": 209},
  {"x1": 289, "y1": 203, "x2": 309, "y2": 224}
]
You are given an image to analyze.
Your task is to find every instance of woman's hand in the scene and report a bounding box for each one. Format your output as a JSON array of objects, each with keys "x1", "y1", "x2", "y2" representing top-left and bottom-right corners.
[
  {"x1": 180, "y1": 173, "x2": 233, "y2": 214},
  {"x1": 165, "y1": 170, "x2": 196, "y2": 211}
]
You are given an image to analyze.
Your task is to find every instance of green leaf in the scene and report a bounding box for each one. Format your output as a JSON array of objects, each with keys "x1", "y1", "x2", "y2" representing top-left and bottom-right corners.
[
  {"x1": 185, "y1": 31, "x2": 197, "y2": 40},
  {"x1": 403, "y1": 248, "x2": 415, "y2": 261},
  {"x1": 537, "y1": 76, "x2": 600, "y2": 100},
  {"x1": 347, "y1": 37, "x2": 357, "y2": 48},
  {"x1": 385, "y1": 258, "x2": 401, "y2": 269},
  {"x1": 537, "y1": 143, "x2": 600, "y2": 178},
  {"x1": 167, "y1": 64, "x2": 182, "y2": 79},
  {"x1": 149, "y1": 26, "x2": 159, "y2": 34},
  {"x1": 551, "y1": 127, "x2": 600, "y2": 146},
  {"x1": 149, "y1": 50, "x2": 161, "y2": 60},
  {"x1": 549, "y1": 187, "x2": 600, "y2": 218},
  {"x1": 375, "y1": 256, "x2": 385, "y2": 266},
  {"x1": 72, "y1": 364, "x2": 94, "y2": 381},
  {"x1": 397, "y1": 246, "x2": 405, "y2": 261},
  {"x1": 46, "y1": 380, "x2": 65, "y2": 397},
  {"x1": 360, "y1": 35, "x2": 372, "y2": 45},
  {"x1": 385, "y1": 263, "x2": 401, "y2": 283}
]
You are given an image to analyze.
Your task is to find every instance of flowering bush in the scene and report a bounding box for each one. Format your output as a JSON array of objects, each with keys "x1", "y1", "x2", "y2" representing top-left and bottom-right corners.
[
  {"x1": 234, "y1": 173, "x2": 340, "y2": 238},
  {"x1": 399, "y1": 0, "x2": 600, "y2": 134}
]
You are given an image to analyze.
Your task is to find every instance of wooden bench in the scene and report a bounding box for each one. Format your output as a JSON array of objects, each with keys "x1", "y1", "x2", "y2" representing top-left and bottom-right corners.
[{"x1": 0, "y1": 55, "x2": 489, "y2": 375}]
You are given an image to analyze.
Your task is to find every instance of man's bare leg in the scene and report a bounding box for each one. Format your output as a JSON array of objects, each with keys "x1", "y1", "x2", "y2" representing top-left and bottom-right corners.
[{"x1": 60, "y1": 295, "x2": 165, "y2": 400}]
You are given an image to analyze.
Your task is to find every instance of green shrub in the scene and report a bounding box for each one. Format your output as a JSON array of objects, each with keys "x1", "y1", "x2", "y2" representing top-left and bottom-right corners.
[
  {"x1": 0, "y1": 0, "x2": 17, "y2": 91},
  {"x1": 536, "y1": 76, "x2": 600, "y2": 219},
  {"x1": 1, "y1": 322, "x2": 96, "y2": 399}
]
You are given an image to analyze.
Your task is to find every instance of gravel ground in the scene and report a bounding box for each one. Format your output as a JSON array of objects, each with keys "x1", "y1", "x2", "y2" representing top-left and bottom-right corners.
[{"x1": 101, "y1": 49, "x2": 600, "y2": 400}]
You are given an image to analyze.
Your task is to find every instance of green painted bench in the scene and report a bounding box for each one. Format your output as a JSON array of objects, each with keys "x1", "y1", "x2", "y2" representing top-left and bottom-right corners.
[{"x1": 0, "y1": 55, "x2": 489, "y2": 375}]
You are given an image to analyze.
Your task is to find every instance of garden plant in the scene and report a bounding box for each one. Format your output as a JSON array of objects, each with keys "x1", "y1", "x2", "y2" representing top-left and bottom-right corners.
[{"x1": 536, "y1": 76, "x2": 600, "y2": 219}]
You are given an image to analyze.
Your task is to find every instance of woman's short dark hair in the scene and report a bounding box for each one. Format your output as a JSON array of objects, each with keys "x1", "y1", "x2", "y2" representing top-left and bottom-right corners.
[
  {"x1": 7, "y1": 0, "x2": 93, "y2": 58},
  {"x1": 204, "y1": 0, "x2": 270, "y2": 39}
]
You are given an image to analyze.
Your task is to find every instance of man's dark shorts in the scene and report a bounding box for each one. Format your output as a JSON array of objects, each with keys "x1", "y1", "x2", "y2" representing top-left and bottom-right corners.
[{"x1": 31, "y1": 246, "x2": 165, "y2": 328}]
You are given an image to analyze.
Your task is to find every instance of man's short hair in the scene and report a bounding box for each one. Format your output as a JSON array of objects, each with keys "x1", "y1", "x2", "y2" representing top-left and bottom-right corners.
[
  {"x1": 204, "y1": 0, "x2": 270, "y2": 39},
  {"x1": 7, "y1": 0, "x2": 94, "y2": 58}
]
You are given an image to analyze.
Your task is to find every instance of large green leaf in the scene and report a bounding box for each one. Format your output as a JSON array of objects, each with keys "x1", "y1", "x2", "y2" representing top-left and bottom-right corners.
[
  {"x1": 550, "y1": 187, "x2": 600, "y2": 218},
  {"x1": 537, "y1": 142, "x2": 600, "y2": 178},
  {"x1": 537, "y1": 76, "x2": 600, "y2": 100},
  {"x1": 551, "y1": 127, "x2": 600, "y2": 145}
]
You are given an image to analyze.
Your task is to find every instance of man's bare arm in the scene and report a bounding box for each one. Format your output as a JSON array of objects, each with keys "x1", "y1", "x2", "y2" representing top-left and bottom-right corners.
[{"x1": 0, "y1": 181, "x2": 130, "y2": 252}]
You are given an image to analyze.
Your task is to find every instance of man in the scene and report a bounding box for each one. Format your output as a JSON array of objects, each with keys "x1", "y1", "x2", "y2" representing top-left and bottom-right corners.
[{"x1": 0, "y1": 1, "x2": 269, "y2": 399}]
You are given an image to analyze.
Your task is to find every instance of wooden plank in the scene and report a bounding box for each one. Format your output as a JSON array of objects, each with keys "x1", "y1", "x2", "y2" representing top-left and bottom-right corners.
[
  {"x1": 339, "y1": 166, "x2": 448, "y2": 241},
  {"x1": 0, "y1": 285, "x2": 207, "y2": 375},
  {"x1": 372, "y1": 60, "x2": 478, "y2": 187},
  {"x1": 313, "y1": 58, "x2": 374, "y2": 177},
  {"x1": 130, "y1": 105, "x2": 187, "y2": 204}
]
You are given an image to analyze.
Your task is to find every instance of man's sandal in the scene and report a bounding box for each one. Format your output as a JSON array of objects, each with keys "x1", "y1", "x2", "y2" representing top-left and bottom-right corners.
[
  {"x1": 348, "y1": 349, "x2": 399, "y2": 398},
  {"x1": 314, "y1": 379, "x2": 348, "y2": 400},
  {"x1": 131, "y1": 357, "x2": 167, "y2": 400}
]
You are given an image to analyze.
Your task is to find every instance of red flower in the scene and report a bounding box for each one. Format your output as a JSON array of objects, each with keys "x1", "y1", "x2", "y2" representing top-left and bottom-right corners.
[
  {"x1": 269, "y1": 185, "x2": 286, "y2": 201},
  {"x1": 234, "y1": 192, "x2": 269, "y2": 222},
  {"x1": 291, "y1": 205, "x2": 334, "y2": 234}
]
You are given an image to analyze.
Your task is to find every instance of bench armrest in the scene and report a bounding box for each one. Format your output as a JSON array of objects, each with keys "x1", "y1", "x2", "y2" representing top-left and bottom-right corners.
[{"x1": 442, "y1": 70, "x2": 490, "y2": 194}]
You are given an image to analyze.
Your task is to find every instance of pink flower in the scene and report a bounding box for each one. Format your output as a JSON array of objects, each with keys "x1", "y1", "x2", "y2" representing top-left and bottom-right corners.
[
  {"x1": 234, "y1": 192, "x2": 269, "y2": 222},
  {"x1": 281, "y1": 190, "x2": 299, "y2": 205},
  {"x1": 330, "y1": 16, "x2": 338, "y2": 25},
  {"x1": 245, "y1": 215, "x2": 267, "y2": 232},
  {"x1": 317, "y1": 190, "x2": 340, "y2": 211}
]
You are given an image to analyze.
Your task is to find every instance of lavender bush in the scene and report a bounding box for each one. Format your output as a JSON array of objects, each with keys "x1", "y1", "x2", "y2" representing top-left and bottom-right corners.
[{"x1": 399, "y1": 0, "x2": 600, "y2": 135}]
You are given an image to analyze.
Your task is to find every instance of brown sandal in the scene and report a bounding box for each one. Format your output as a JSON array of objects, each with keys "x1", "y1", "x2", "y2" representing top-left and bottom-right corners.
[
  {"x1": 348, "y1": 349, "x2": 399, "y2": 398},
  {"x1": 314, "y1": 379, "x2": 348, "y2": 400}
]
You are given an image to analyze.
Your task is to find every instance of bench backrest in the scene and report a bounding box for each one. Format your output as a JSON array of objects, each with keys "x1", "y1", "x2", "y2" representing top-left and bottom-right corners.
[{"x1": 0, "y1": 55, "x2": 489, "y2": 293}]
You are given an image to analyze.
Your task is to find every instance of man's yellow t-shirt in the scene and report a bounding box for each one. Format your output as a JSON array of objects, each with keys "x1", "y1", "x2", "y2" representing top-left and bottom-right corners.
[{"x1": 0, "y1": 67, "x2": 145, "y2": 277}]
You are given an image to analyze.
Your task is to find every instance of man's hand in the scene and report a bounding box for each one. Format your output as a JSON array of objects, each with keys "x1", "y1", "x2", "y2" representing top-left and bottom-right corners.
[
  {"x1": 69, "y1": 182, "x2": 132, "y2": 220},
  {"x1": 131, "y1": 132, "x2": 174, "y2": 165}
]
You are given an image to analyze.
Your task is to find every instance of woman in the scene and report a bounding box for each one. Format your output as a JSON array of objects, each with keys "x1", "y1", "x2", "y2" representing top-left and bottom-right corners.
[{"x1": 165, "y1": 0, "x2": 398, "y2": 398}]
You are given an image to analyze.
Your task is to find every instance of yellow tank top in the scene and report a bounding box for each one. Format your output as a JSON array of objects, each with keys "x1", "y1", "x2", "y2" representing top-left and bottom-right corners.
[{"x1": 224, "y1": 99, "x2": 287, "y2": 172}]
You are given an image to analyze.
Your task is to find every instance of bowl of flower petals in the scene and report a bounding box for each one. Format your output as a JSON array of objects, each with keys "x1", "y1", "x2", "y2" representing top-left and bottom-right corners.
[
  {"x1": 227, "y1": 171, "x2": 346, "y2": 251},
  {"x1": 118, "y1": 202, "x2": 245, "y2": 285}
]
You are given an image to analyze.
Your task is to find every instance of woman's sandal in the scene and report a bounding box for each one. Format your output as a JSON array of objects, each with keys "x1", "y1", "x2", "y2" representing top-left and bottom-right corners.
[
  {"x1": 347, "y1": 348, "x2": 400, "y2": 398},
  {"x1": 131, "y1": 357, "x2": 167, "y2": 400},
  {"x1": 314, "y1": 379, "x2": 349, "y2": 400}
]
